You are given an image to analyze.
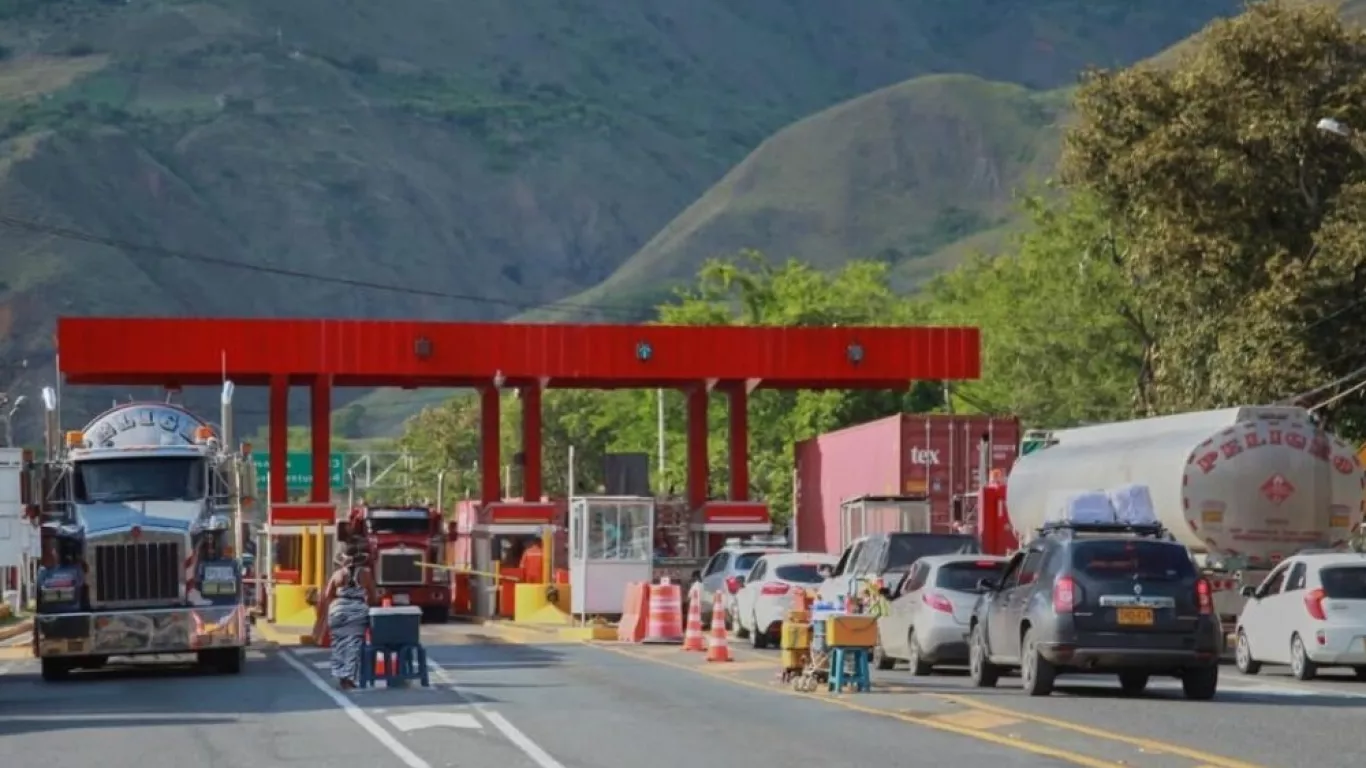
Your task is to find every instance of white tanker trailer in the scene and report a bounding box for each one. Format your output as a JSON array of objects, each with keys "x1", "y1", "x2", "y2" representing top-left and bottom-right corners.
[{"x1": 1005, "y1": 406, "x2": 1365, "y2": 632}]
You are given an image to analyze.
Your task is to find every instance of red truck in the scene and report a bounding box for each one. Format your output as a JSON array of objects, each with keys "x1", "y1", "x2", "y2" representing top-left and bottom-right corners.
[{"x1": 349, "y1": 505, "x2": 451, "y2": 622}]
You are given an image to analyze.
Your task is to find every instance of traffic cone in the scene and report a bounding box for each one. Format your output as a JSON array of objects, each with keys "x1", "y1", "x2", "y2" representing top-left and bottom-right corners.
[
  {"x1": 706, "y1": 590, "x2": 732, "y2": 663},
  {"x1": 681, "y1": 584, "x2": 706, "y2": 652}
]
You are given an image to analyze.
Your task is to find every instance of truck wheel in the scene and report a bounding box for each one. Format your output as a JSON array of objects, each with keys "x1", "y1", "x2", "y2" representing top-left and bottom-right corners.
[
  {"x1": 79, "y1": 655, "x2": 108, "y2": 670},
  {"x1": 422, "y1": 606, "x2": 450, "y2": 624},
  {"x1": 217, "y1": 648, "x2": 245, "y2": 675},
  {"x1": 40, "y1": 658, "x2": 71, "y2": 682}
]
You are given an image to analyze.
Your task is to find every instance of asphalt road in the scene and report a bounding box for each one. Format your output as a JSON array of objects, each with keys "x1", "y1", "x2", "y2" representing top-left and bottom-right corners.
[
  {"x1": 0, "y1": 626, "x2": 1073, "y2": 768},
  {"x1": 6, "y1": 622, "x2": 1360, "y2": 768},
  {"x1": 639, "y1": 631, "x2": 1366, "y2": 768}
]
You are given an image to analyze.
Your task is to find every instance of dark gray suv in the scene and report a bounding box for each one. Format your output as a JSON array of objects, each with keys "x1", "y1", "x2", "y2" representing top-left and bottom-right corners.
[{"x1": 967, "y1": 521, "x2": 1221, "y2": 699}]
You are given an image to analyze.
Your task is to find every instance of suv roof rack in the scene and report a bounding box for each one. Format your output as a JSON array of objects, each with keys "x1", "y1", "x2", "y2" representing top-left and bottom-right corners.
[{"x1": 1037, "y1": 521, "x2": 1169, "y2": 539}]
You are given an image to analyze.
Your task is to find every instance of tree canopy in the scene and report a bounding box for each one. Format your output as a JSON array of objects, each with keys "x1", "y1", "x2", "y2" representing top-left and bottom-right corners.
[{"x1": 1064, "y1": 0, "x2": 1366, "y2": 419}]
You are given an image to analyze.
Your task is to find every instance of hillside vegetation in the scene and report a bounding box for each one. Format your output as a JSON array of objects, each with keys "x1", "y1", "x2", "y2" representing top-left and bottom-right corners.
[{"x1": 0, "y1": 0, "x2": 1237, "y2": 437}]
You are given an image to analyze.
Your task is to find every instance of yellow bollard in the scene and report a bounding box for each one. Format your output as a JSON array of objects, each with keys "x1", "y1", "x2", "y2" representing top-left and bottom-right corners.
[
  {"x1": 301, "y1": 528, "x2": 315, "y2": 589},
  {"x1": 315, "y1": 524, "x2": 327, "y2": 588},
  {"x1": 541, "y1": 527, "x2": 553, "y2": 585}
]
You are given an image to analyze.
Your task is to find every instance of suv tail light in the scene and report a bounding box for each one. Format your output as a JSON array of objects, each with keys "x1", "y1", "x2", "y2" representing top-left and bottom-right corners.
[
  {"x1": 1305, "y1": 587, "x2": 1327, "y2": 621},
  {"x1": 760, "y1": 583, "x2": 790, "y2": 596},
  {"x1": 923, "y1": 591, "x2": 954, "y2": 614},
  {"x1": 1195, "y1": 577, "x2": 1213, "y2": 615},
  {"x1": 1053, "y1": 575, "x2": 1078, "y2": 613},
  {"x1": 725, "y1": 576, "x2": 741, "y2": 594}
]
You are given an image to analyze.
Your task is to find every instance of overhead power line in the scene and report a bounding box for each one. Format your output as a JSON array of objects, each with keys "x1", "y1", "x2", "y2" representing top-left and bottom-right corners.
[{"x1": 0, "y1": 214, "x2": 651, "y2": 320}]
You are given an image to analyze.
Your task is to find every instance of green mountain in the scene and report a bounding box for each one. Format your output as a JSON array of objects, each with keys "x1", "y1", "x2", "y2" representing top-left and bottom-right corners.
[{"x1": 0, "y1": 0, "x2": 1238, "y2": 439}]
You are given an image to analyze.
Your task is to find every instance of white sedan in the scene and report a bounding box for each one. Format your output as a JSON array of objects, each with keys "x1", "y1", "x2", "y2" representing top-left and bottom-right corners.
[
  {"x1": 1235, "y1": 552, "x2": 1366, "y2": 680},
  {"x1": 732, "y1": 552, "x2": 838, "y2": 649}
]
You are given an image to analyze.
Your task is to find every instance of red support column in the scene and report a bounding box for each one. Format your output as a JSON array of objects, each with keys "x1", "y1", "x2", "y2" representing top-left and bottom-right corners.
[
  {"x1": 268, "y1": 375, "x2": 288, "y2": 505},
  {"x1": 310, "y1": 376, "x2": 332, "y2": 504},
  {"x1": 480, "y1": 387, "x2": 501, "y2": 504},
  {"x1": 686, "y1": 387, "x2": 709, "y2": 509},
  {"x1": 521, "y1": 385, "x2": 542, "y2": 502},
  {"x1": 728, "y1": 388, "x2": 749, "y2": 501}
]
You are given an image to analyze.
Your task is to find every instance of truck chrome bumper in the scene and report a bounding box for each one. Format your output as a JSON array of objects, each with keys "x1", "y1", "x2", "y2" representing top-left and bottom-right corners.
[{"x1": 35, "y1": 605, "x2": 246, "y2": 658}]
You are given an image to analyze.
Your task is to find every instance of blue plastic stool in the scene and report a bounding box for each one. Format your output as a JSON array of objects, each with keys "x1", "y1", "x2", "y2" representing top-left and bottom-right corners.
[
  {"x1": 828, "y1": 647, "x2": 871, "y2": 693},
  {"x1": 358, "y1": 640, "x2": 430, "y2": 688}
]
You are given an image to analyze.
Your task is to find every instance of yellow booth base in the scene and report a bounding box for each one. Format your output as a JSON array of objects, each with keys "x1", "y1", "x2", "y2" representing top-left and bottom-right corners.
[
  {"x1": 512, "y1": 584, "x2": 573, "y2": 625},
  {"x1": 559, "y1": 625, "x2": 617, "y2": 642},
  {"x1": 275, "y1": 584, "x2": 317, "y2": 627}
]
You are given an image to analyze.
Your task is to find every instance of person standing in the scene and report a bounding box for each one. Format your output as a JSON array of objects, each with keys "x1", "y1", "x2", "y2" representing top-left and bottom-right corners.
[{"x1": 313, "y1": 540, "x2": 377, "y2": 689}]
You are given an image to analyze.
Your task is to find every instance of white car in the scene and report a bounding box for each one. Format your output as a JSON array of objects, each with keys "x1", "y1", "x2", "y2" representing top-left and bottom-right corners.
[
  {"x1": 874, "y1": 554, "x2": 1009, "y2": 674},
  {"x1": 733, "y1": 552, "x2": 838, "y2": 648},
  {"x1": 1234, "y1": 552, "x2": 1366, "y2": 681}
]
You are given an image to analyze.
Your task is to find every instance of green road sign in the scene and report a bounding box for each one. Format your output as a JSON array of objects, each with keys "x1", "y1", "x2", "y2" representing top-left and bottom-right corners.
[{"x1": 254, "y1": 452, "x2": 345, "y2": 490}]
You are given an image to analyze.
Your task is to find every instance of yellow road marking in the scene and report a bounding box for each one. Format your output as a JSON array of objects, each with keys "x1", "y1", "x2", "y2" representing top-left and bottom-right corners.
[
  {"x1": 926, "y1": 709, "x2": 1024, "y2": 730},
  {"x1": 931, "y1": 694, "x2": 1265, "y2": 768},
  {"x1": 592, "y1": 644, "x2": 1150, "y2": 768},
  {"x1": 703, "y1": 660, "x2": 774, "y2": 673}
]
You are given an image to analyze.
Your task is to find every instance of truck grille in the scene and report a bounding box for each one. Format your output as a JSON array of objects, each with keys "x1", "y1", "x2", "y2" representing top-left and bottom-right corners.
[
  {"x1": 93, "y1": 542, "x2": 182, "y2": 604},
  {"x1": 378, "y1": 551, "x2": 423, "y2": 584}
]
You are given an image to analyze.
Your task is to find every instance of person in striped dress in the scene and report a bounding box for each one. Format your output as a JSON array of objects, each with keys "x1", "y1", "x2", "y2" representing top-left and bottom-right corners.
[{"x1": 313, "y1": 540, "x2": 377, "y2": 689}]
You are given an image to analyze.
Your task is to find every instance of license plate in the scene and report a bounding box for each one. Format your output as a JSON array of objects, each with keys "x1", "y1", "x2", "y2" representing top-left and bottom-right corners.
[
  {"x1": 1116, "y1": 607, "x2": 1153, "y2": 626},
  {"x1": 392, "y1": 594, "x2": 410, "y2": 605}
]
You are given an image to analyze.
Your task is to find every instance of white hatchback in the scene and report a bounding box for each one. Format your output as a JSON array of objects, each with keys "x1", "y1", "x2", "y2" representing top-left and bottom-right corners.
[
  {"x1": 733, "y1": 552, "x2": 838, "y2": 648},
  {"x1": 1234, "y1": 552, "x2": 1366, "y2": 680}
]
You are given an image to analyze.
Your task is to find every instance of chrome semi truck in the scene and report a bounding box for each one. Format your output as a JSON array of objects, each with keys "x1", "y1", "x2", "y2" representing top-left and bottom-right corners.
[{"x1": 30, "y1": 383, "x2": 254, "y2": 681}]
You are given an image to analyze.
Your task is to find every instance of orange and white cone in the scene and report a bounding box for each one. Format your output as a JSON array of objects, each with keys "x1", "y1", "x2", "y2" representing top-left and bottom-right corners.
[
  {"x1": 706, "y1": 590, "x2": 732, "y2": 663},
  {"x1": 681, "y1": 584, "x2": 706, "y2": 652}
]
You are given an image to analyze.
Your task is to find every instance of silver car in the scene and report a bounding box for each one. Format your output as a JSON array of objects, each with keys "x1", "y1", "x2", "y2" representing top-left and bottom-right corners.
[
  {"x1": 697, "y1": 544, "x2": 785, "y2": 626},
  {"x1": 874, "y1": 554, "x2": 1010, "y2": 674}
]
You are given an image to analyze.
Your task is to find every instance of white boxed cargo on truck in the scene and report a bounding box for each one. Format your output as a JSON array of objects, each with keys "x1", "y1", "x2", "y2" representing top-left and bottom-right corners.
[{"x1": 1005, "y1": 406, "x2": 1365, "y2": 628}]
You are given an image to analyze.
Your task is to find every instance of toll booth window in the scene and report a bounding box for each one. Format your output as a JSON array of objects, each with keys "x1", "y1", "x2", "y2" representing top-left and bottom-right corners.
[
  {"x1": 75, "y1": 456, "x2": 206, "y2": 503},
  {"x1": 587, "y1": 502, "x2": 651, "y2": 561}
]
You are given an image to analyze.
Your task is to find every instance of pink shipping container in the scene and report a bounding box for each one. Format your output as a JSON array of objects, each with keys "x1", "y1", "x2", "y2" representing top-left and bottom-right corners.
[{"x1": 793, "y1": 414, "x2": 1021, "y2": 554}]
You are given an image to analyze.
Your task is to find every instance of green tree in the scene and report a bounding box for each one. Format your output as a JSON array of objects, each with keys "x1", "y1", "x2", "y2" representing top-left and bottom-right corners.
[
  {"x1": 1063, "y1": 0, "x2": 1366, "y2": 419},
  {"x1": 919, "y1": 191, "x2": 1149, "y2": 426}
]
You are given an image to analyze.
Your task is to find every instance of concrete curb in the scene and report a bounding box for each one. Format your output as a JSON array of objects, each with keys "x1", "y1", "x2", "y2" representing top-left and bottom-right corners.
[{"x1": 0, "y1": 619, "x2": 32, "y2": 643}]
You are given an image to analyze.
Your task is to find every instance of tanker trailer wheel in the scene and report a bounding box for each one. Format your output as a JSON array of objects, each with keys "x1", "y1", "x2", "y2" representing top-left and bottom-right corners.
[
  {"x1": 1234, "y1": 630, "x2": 1261, "y2": 675},
  {"x1": 199, "y1": 647, "x2": 244, "y2": 675},
  {"x1": 40, "y1": 658, "x2": 71, "y2": 682}
]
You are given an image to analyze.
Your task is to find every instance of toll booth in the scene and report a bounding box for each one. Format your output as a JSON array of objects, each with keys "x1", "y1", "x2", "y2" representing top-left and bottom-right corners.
[
  {"x1": 568, "y1": 495, "x2": 654, "y2": 616},
  {"x1": 839, "y1": 495, "x2": 931, "y2": 549},
  {"x1": 648, "y1": 500, "x2": 774, "y2": 582},
  {"x1": 456, "y1": 500, "x2": 565, "y2": 619},
  {"x1": 264, "y1": 503, "x2": 338, "y2": 625}
]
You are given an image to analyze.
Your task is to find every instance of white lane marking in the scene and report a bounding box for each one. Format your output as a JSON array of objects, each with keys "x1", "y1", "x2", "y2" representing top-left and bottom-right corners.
[
  {"x1": 427, "y1": 658, "x2": 567, "y2": 768},
  {"x1": 279, "y1": 650, "x2": 431, "y2": 768},
  {"x1": 388, "y1": 711, "x2": 482, "y2": 732}
]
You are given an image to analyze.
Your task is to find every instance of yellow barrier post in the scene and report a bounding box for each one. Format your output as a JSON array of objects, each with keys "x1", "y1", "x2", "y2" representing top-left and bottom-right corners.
[
  {"x1": 301, "y1": 527, "x2": 315, "y2": 589},
  {"x1": 541, "y1": 526, "x2": 553, "y2": 585},
  {"x1": 315, "y1": 524, "x2": 327, "y2": 588}
]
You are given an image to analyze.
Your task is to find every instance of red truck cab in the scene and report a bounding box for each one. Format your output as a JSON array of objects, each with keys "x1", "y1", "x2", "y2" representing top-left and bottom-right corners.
[{"x1": 350, "y1": 505, "x2": 449, "y2": 622}]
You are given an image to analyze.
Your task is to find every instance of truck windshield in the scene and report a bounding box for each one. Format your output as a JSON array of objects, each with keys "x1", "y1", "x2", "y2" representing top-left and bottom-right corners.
[
  {"x1": 368, "y1": 517, "x2": 430, "y2": 536},
  {"x1": 74, "y1": 456, "x2": 205, "y2": 503},
  {"x1": 885, "y1": 534, "x2": 980, "y2": 570}
]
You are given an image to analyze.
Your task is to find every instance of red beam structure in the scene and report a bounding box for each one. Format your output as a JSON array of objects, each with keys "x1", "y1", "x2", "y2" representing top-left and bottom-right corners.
[{"x1": 57, "y1": 318, "x2": 981, "y2": 511}]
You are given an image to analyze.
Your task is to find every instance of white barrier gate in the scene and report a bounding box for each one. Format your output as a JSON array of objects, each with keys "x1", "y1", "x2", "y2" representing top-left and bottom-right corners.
[{"x1": 568, "y1": 495, "x2": 654, "y2": 616}]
